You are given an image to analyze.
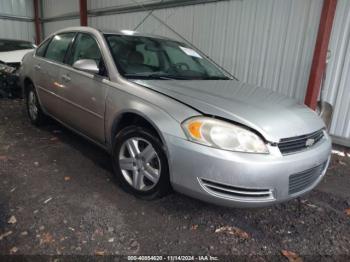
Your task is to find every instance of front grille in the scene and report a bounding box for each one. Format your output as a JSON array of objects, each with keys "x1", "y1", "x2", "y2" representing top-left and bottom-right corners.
[
  {"x1": 199, "y1": 178, "x2": 274, "y2": 200},
  {"x1": 278, "y1": 129, "x2": 324, "y2": 155},
  {"x1": 6, "y1": 62, "x2": 21, "y2": 70},
  {"x1": 288, "y1": 162, "x2": 327, "y2": 195}
]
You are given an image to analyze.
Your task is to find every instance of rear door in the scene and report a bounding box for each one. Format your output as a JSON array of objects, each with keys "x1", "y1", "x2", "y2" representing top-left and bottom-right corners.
[
  {"x1": 55, "y1": 33, "x2": 109, "y2": 143},
  {"x1": 33, "y1": 33, "x2": 76, "y2": 116}
]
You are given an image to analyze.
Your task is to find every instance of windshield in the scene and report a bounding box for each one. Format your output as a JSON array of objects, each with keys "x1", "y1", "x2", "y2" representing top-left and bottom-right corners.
[
  {"x1": 105, "y1": 34, "x2": 230, "y2": 80},
  {"x1": 0, "y1": 40, "x2": 35, "y2": 52}
]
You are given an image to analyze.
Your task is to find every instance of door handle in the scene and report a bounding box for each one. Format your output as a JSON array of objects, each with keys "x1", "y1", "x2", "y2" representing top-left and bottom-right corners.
[
  {"x1": 61, "y1": 74, "x2": 71, "y2": 82},
  {"x1": 34, "y1": 65, "x2": 41, "y2": 71}
]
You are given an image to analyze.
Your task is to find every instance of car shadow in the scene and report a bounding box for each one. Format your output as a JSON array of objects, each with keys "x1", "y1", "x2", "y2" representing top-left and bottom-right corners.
[{"x1": 36, "y1": 117, "x2": 114, "y2": 175}]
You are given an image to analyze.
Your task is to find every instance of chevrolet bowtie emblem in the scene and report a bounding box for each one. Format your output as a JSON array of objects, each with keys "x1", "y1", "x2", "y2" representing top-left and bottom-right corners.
[{"x1": 306, "y1": 138, "x2": 315, "y2": 147}]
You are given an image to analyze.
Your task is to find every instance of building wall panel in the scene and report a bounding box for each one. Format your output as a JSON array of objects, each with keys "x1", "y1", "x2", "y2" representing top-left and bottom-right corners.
[
  {"x1": 0, "y1": 0, "x2": 34, "y2": 42},
  {"x1": 323, "y1": 0, "x2": 350, "y2": 141},
  {"x1": 0, "y1": 0, "x2": 34, "y2": 17},
  {"x1": 89, "y1": 11, "x2": 148, "y2": 32},
  {"x1": 43, "y1": 19, "x2": 80, "y2": 37},
  {"x1": 0, "y1": 19, "x2": 35, "y2": 41},
  {"x1": 42, "y1": 0, "x2": 79, "y2": 18},
  {"x1": 88, "y1": 0, "x2": 161, "y2": 10}
]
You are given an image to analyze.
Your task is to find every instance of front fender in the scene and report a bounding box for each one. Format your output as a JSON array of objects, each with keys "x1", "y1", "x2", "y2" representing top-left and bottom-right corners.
[{"x1": 104, "y1": 80, "x2": 199, "y2": 149}]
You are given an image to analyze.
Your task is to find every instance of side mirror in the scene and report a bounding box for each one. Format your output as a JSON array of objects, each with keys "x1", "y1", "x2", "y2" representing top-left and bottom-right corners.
[{"x1": 73, "y1": 59, "x2": 99, "y2": 74}]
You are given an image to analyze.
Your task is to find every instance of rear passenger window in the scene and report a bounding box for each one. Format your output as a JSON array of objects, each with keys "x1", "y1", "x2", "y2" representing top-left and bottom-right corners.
[{"x1": 45, "y1": 33, "x2": 75, "y2": 63}]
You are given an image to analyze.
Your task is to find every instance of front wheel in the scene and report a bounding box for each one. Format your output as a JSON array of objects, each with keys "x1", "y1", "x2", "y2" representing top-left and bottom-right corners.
[
  {"x1": 26, "y1": 84, "x2": 46, "y2": 126},
  {"x1": 112, "y1": 126, "x2": 171, "y2": 199}
]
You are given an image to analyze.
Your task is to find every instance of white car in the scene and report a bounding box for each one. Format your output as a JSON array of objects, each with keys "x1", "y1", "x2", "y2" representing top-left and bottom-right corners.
[
  {"x1": 0, "y1": 39, "x2": 36, "y2": 69},
  {"x1": 0, "y1": 39, "x2": 35, "y2": 98}
]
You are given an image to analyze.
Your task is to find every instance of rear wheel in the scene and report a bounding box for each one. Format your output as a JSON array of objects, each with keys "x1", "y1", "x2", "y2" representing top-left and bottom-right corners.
[
  {"x1": 112, "y1": 126, "x2": 170, "y2": 199},
  {"x1": 26, "y1": 84, "x2": 46, "y2": 126}
]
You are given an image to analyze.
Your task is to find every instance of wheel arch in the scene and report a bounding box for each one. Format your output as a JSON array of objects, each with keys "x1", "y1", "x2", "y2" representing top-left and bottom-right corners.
[
  {"x1": 23, "y1": 77, "x2": 45, "y2": 113},
  {"x1": 23, "y1": 77, "x2": 34, "y2": 96},
  {"x1": 109, "y1": 108, "x2": 180, "y2": 194},
  {"x1": 110, "y1": 110, "x2": 167, "y2": 147}
]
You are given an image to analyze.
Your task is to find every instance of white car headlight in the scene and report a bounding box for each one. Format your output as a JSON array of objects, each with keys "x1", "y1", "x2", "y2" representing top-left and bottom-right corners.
[{"x1": 182, "y1": 117, "x2": 269, "y2": 154}]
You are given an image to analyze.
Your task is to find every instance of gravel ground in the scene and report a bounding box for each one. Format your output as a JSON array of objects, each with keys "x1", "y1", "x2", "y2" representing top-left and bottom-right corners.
[{"x1": 0, "y1": 99, "x2": 349, "y2": 260}]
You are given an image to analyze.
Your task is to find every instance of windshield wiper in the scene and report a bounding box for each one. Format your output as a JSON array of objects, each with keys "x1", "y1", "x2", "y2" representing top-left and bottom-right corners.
[
  {"x1": 124, "y1": 74, "x2": 170, "y2": 80},
  {"x1": 124, "y1": 72, "x2": 231, "y2": 80},
  {"x1": 124, "y1": 72, "x2": 192, "y2": 80},
  {"x1": 202, "y1": 76, "x2": 231, "y2": 80}
]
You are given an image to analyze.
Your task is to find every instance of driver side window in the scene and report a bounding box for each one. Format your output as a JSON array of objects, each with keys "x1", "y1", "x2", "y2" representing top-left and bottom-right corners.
[
  {"x1": 44, "y1": 33, "x2": 75, "y2": 63},
  {"x1": 67, "y1": 33, "x2": 102, "y2": 67}
]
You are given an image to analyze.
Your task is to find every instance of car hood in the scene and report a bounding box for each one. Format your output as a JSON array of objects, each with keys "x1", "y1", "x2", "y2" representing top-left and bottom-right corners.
[
  {"x1": 132, "y1": 80, "x2": 325, "y2": 142},
  {"x1": 0, "y1": 49, "x2": 34, "y2": 63}
]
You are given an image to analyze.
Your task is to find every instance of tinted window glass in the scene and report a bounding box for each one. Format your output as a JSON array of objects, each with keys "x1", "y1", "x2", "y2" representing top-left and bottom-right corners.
[
  {"x1": 0, "y1": 40, "x2": 35, "y2": 52},
  {"x1": 104, "y1": 34, "x2": 229, "y2": 80},
  {"x1": 136, "y1": 44, "x2": 159, "y2": 67},
  {"x1": 36, "y1": 38, "x2": 51, "y2": 57},
  {"x1": 164, "y1": 46, "x2": 204, "y2": 73},
  {"x1": 67, "y1": 33, "x2": 102, "y2": 66},
  {"x1": 45, "y1": 33, "x2": 75, "y2": 63}
]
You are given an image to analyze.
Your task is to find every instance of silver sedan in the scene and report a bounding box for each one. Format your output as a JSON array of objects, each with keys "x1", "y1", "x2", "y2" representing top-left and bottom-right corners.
[{"x1": 19, "y1": 27, "x2": 332, "y2": 207}]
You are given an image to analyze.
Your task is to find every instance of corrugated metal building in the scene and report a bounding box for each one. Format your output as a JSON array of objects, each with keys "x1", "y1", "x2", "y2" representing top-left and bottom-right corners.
[
  {"x1": 0, "y1": 0, "x2": 35, "y2": 41},
  {"x1": 323, "y1": 0, "x2": 350, "y2": 146},
  {"x1": 0, "y1": 0, "x2": 349, "y2": 145},
  {"x1": 41, "y1": 0, "x2": 79, "y2": 36}
]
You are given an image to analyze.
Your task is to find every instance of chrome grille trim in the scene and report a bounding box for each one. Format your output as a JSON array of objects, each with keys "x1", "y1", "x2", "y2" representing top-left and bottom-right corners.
[
  {"x1": 288, "y1": 161, "x2": 327, "y2": 195},
  {"x1": 278, "y1": 129, "x2": 324, "y2": 155},
  {"x1": 199, "y1": 178, "x2": 275, "y2": 200}
]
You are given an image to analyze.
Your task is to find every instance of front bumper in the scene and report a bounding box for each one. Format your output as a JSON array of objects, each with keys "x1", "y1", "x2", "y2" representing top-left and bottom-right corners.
[{"x1": 164, "y1": 132, "x2": 332, "y2": 208}]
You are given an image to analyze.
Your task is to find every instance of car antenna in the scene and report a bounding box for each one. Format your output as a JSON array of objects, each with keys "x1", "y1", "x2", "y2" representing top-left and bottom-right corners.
[{"x1": 130, "y1": 0, "x2": 237, "y2": 80}]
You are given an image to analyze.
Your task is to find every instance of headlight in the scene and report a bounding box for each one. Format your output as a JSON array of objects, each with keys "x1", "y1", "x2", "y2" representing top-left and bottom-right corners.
[{"x1": 182, "y1": 117, "x2": 269, "y2": 154}]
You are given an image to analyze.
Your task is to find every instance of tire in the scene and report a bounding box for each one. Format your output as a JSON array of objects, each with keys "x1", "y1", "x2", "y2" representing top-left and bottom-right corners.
[
  {"x1": 112, "y1": 125, "x2": 171, "y2": 199},
  {"x1": 26, "y1": 84, "x2": 47, "y2": 126}
]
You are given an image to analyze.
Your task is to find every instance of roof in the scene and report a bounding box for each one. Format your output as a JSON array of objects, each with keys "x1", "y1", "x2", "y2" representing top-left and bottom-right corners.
[{"x1": 52, "y1": 26, "x2": 175, "y2": 41}]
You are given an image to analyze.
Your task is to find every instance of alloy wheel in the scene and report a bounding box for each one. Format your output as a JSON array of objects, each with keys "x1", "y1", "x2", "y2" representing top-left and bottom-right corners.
[{"x1": 118, "y1": 137, "x2": 161, "y2": 191}]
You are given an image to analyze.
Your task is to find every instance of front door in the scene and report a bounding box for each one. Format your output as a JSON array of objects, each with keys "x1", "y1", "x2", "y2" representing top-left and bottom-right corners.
[{"x1": 55, "y1": 33, "x2": 108, "y2": 143}]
